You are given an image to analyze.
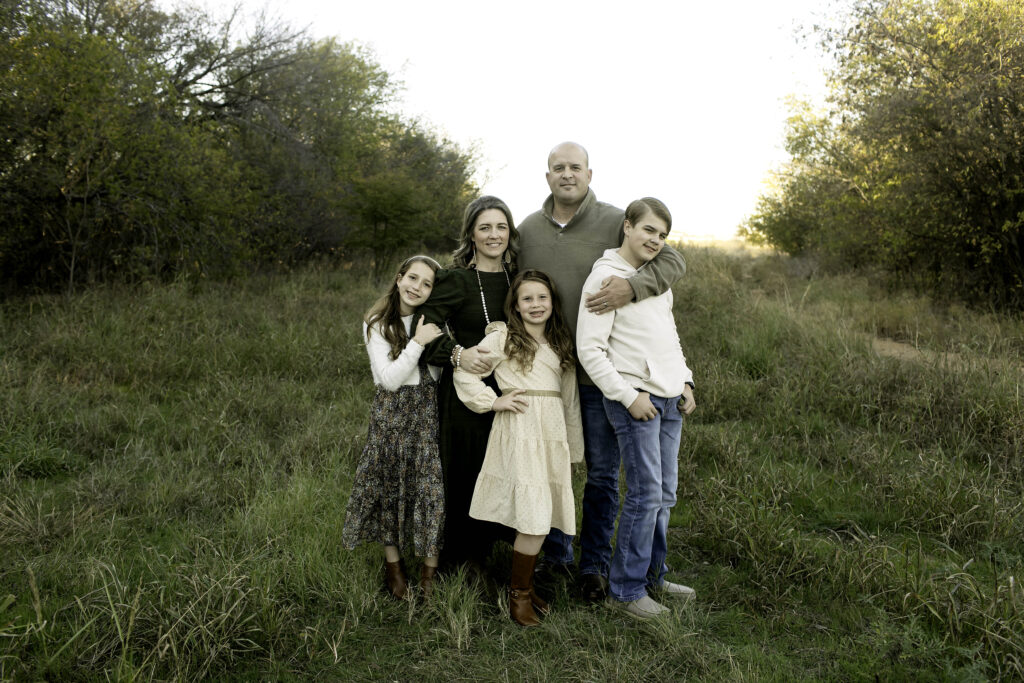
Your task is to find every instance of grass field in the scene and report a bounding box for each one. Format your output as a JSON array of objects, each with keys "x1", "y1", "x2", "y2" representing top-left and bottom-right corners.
[{"x1": 1, "y1": 247, "x2": 1022, "y2": 681}]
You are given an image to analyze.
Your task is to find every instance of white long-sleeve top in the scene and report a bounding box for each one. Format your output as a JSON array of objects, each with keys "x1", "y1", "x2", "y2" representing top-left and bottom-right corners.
[
  {"x1": 364, "y1": 314, "x2": 440, "y2": 391},
  {"x1": 576, "y1": 249, "x2": 693, "y2": 408}
]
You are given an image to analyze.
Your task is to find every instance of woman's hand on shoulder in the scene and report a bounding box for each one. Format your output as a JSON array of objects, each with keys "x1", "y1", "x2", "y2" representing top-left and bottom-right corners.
[
  {"x1": 460, "y1": 345, "x2": 494, "y2": 374},
  {"x1": 492, "y1": 389, "x2": 529, "y2": 413},
  {"x1": 412, "y1": 315, "x2": 442, "y2": 345}
]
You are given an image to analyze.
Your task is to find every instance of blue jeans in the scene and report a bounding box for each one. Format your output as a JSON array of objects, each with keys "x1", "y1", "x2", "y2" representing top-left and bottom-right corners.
[
  {"x1": 604, "y1": 393, "x2": 682, "y2": 602},
  {"x1": 542, "y1": 384, "x2": 621, "y2": 571}
]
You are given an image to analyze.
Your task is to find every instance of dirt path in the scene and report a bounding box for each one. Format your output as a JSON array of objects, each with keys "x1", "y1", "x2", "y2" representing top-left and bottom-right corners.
[
  {"x1": 870, "y1": 338, "x2": 1024, "y2": 385},
  {"x1": 870, "y1": 337, "x2": 961, "y2": 364}
]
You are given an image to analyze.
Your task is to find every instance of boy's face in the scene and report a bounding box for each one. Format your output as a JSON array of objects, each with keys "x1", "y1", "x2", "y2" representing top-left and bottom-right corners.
[
  {"x1": 515, "y1": 280, "x2": 553, "y2": 327},
  {"x1": 621, "y1": 211, "x2": 669, "y2": 267}
]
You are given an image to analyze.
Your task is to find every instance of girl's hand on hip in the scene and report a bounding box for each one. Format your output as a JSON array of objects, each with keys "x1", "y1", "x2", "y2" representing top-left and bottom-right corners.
[
  {"x1": 412, "y1": 316, "x2": 443, "y2": 345},
  {"x1": 628, "y1": 392, "x2": 658, "y2": 421},
  {"x1": 492, "y1": 389, "x2": 529, "y2": 413}
]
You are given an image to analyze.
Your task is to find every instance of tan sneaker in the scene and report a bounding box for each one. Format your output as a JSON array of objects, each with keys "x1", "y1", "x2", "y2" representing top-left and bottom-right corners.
[
  {"x1": 606, "y1": 595, "x2": 669, "y2": 620},
  {"x1": 655, "y1": 580, "x2": 696, "y2": 602}
]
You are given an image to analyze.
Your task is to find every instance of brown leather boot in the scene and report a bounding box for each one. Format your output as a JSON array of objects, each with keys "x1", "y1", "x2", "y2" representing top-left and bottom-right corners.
[
  {"x1": 385, "y1": 560, "x2": 407, "y2": 600},
  {"x1": 509, "y1": 551, "x2": 541, "y2": 627},
  {"x1": 531, "y1": 590, "x2": 550, "y2": 615},
  {"x1": 420, "y1": 564, "x2": 437, "y2": 600}
]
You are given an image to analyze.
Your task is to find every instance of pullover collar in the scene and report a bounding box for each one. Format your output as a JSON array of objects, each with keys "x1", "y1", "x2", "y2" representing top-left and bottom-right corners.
[{"x1": 541, "y1": 188, "x2": 598, "y2": 229}]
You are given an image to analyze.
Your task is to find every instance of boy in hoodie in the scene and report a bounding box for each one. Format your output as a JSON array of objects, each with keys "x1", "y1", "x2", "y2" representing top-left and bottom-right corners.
[{"x1": 576, "y1": 197, "x2": 697, "y2": 620}]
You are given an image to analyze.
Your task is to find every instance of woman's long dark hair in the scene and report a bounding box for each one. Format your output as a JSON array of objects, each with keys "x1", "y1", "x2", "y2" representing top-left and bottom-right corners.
[
  {"x1": 451, "y1": 195, "x2": 520, "y2": 269},
  {"x1": 502, "y1": 270, "x2": 574, "y2": 372},
  {"x1": 364, "y1": 255, "x2": 440, "y2": 359}
]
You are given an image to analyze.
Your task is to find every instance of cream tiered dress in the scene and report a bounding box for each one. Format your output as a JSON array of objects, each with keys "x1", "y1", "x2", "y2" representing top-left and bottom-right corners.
[{"x1": 453, "y1": 322, "x2": 584, "y2": 536}]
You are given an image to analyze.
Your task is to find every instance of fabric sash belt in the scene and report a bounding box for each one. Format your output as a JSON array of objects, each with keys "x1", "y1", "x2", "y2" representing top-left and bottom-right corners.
[{"x1": 518, "y1": 389, "x2": 561, "y2": 398}]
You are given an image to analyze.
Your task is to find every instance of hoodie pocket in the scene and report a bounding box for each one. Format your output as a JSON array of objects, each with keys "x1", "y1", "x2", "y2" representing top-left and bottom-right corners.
[{"x1": 645, "y1": 356, "x2": 685, "y2": 392}]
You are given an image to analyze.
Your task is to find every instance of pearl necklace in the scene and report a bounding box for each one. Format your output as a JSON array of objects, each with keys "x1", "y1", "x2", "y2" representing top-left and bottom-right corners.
[{"x1": 475, "y1": 264, "x2": 510, "y2": 325}]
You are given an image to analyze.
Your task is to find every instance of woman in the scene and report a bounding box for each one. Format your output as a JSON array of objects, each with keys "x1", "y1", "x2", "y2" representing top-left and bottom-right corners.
[{"x1": 414, "y1": 196, "x2": 520, "y2": 572}]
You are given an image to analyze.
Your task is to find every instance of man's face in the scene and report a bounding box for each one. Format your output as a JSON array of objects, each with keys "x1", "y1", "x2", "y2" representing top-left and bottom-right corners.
[{"x1": 545, "y1": 145, "x2": 592, "y2": 207}]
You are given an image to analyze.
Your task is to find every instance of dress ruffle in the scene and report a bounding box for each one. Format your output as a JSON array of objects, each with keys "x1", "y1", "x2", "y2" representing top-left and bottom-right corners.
[{"x1": 455, "y1": 331, "x2": 584, "y2": 536}]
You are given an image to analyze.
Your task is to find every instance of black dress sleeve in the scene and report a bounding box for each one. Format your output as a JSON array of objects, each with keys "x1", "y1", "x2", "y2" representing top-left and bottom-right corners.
[{"x1": 415, "y1": 267, "x2": 464, "y2": 366}]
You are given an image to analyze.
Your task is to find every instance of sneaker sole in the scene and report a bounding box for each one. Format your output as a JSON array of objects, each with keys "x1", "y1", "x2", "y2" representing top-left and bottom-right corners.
[{"x1": 658, "y1": 590, "x2": 696, "y2": 603}]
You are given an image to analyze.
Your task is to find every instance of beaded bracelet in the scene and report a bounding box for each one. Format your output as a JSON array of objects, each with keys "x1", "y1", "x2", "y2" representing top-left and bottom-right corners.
[{"x1": 455, "y1": 346, "x2": 464, "y2": 368}]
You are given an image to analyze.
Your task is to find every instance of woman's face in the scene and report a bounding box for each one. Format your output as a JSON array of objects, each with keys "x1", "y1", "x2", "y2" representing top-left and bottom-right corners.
[
  {"x1": 471, "y1": 208, "x2": 510, "y2": 262},
  {"x1": 396, "y1": 261, "x2": 436, "y2": 315}
]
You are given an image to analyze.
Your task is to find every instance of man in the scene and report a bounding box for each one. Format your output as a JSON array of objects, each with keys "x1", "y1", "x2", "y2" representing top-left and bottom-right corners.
[{"x1": 516, "y1": 142, "x2": 686, "y2": 601}]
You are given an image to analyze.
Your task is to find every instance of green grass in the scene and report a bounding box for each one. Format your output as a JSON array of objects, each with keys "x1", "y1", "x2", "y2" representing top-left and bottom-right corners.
[{"x1": 1, "y1": 250, "x2": 1022, "y2": 681}]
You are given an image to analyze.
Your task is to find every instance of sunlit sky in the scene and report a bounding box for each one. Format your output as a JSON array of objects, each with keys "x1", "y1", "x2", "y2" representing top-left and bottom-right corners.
[{"x1": 202, "y1": 0, "x2": 834, "y2": 240}]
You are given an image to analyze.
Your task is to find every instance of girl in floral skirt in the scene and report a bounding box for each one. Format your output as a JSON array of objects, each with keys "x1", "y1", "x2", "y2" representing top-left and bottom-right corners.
[{"x1": 342, "y1": 255, "x2": 446, "y2": 599}]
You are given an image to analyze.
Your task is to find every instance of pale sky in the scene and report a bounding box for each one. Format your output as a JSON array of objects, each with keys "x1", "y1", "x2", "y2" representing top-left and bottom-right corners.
[{"x1": 205, "y1": 0, "x2": 832, "y2": 240}]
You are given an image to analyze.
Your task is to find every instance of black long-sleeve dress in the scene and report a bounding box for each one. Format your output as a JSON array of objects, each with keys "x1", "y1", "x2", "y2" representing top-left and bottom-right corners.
[{"x1": 416, "y1": 265, "x2": 514, "y2": 565}]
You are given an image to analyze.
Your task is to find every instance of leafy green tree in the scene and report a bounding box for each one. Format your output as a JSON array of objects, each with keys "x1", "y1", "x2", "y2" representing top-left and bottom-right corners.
[
  {"x1": 745, "y1": 0, "x2": 1024, "y2": 307},
  {"x1": 223, "y1": 38, "x2": 398, "y2": 266},
  {"x1": 0, "y1": 6, "x2": 250, "y2": 291},
  {"x1": 345, "y1": 121, "x2": 476, "y2": 278},
  {"x1": 0, "y1": 21, "x2": 156, "y2": 291},
  {"x1": 0, "y1": 0, "x2": 478, "y2": 292}
]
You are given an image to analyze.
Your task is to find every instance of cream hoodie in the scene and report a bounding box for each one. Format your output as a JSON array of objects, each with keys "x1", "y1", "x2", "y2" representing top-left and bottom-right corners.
[{"x1": 576, "y1": 249, "x2": 692, "y2": 408}]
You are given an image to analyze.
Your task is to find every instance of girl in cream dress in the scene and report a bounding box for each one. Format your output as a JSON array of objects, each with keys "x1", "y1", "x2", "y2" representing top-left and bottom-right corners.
[{"x1": 454, "y1": 270, "x2": 583, "y2": 627}]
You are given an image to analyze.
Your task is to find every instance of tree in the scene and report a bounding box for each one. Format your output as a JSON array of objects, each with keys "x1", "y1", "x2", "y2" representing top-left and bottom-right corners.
[
  {"x1": 745, "y1": 0, "x2": 1024, "y2": 307},
  {"x1": 344, "y1": 121, "x2": 477, "y2": 278},
  {"x1": 0, "y1": 5, "x2": 252, "y2": 291},
  {"x1": 0, "y1": 0, "x2": 478, "y2": 291},
  {"x1": 223, "y1": 37, "x2": 399, "y2": 266}
]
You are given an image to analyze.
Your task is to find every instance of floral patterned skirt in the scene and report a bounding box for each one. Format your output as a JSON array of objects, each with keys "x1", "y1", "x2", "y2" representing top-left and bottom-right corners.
[{"x1": 342, "y1": 369, "x2": 444, "y2": 557}]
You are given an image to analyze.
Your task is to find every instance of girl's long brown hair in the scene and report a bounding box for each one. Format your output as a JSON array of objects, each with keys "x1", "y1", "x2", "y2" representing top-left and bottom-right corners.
[
  {"x1": 502, "y1": 270, "x2": 575, "y2": 372},
  {"x1": 364, "y1": 255, "x2": 440, "y2": 359}
]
